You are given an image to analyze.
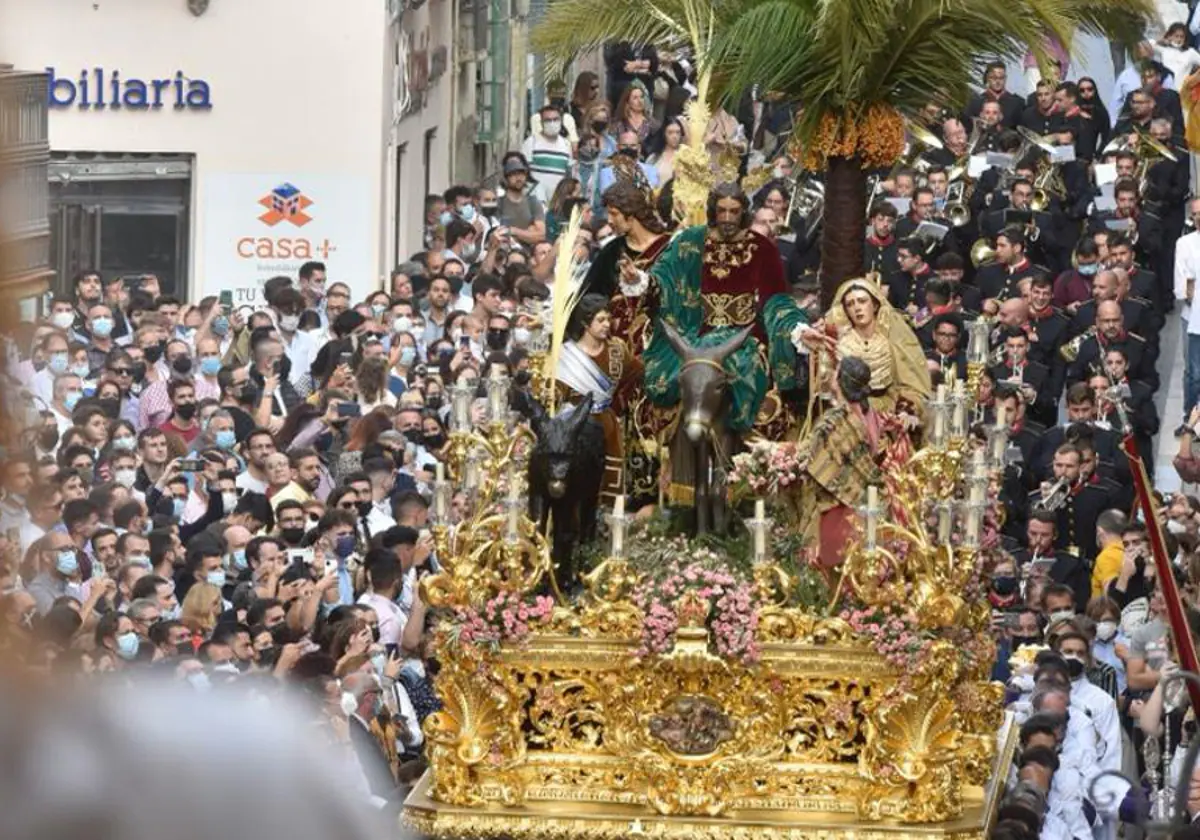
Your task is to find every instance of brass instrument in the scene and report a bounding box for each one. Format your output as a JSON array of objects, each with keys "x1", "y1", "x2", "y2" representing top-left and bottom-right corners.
[
  {"x1": 1036, "y1": 476, "x2": 1072, "y2": 512},
  {"x1": 865, "y1": 175, "x2": 884, "y2": 218},
  {"x1": 943, "y1": 181, "x2": 971, "y2": 227},
  {"x1": 889, "y1": 118, "x2": 945, "y2": 184},
  {"x1": 970, "y1": 238, "x2": 997, "y2": 267},
  {"x1": 1132, "y1": 127, "x2": 1179, "y2": 198},
  {"x1": 1059, "y1": 327, "x2": 1095, "y2": 363},
  {"x1": 965, "y1": 118, "x2": 986, "y2": 156},
  {"x1": 791, "y1": 177, "x2": 825, "y2": 246}
]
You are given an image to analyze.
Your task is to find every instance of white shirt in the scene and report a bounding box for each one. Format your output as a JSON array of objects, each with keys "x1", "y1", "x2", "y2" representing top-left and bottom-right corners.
[
  {"x1": 235, "y1": 471, "x2": 270, "y2": 495},
  {"x1": 356, "y1": 591, "x2": 404, "y2": 647},
  {"x1": 279, "y1": 328, "x2": 319, "y2": 393},
  {"x1": 28, "y1": 368, "x2": 55, "y2": 405},
  {"x1": 1154, "y1": 44, "x2": 1200, "y2": 90},
  {"x1": 1070, "y1": 675, "x2": 1122, "y2": 774},
  {"x1": 364, "y1": 502, "x2": 395, "y2": 541},
  {"x1": 1174, "y1": 229, "x2": 1200, "y2": 333}
]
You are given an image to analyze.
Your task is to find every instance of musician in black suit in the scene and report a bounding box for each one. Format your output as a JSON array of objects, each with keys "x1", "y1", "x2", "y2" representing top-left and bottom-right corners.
[
  {"x1": 1019, "y1": 80, "x2": 1068, "y2": 136},
  {"x1": 1010, "y1": 511, "x2": 1092, "y2": 611},
  {"x1": 990, "y1": 327, "x2": 1056, "y2": 427},
  {"x1": 975, "y1": 224, "x2": 1044, "y2": 303},
  {"x1": 1067, "y1": 268, "x2": 1155, "y2": 342},
  {"x1": 1026, "y1": 273, "x2": 1070, "y2": 373},
  {"x1": 963, "y1": 62, "x2": 1025, "y2": 129},
  {"x1": 887, "y1": 237, "x2": 936, "y2": 313},
  {"x1": 1066, "y1": 300, "x2": 1158, "y2": 392},
  {"x1": 925, "y1": 252, "x2": 978, "y2": 310},
  {"x1": 923, "y1": 311, "x2": 968, "y2": 379},
  {"x1": 1029, "y1": 388, "x2": 1129, "y2": 487},
  {"x1": 1027, "y1": 441, "x2": 1109, "y2": 560},
  {"x1": 863, "y1": 201, "x2": 900, "y2": 277}
]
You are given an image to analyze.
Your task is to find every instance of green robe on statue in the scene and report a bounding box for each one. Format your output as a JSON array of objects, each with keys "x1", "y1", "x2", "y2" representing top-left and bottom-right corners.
[{"x1": 644, "y1": 225, "x2": 807, "y2": 432}]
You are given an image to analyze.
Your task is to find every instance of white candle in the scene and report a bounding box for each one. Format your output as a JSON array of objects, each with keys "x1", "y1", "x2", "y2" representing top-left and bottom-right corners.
[
  {"x1": 611, "y1": 496, "x2": 625, "y2": 557},
  {"x1": 937, "y1": 503, "x2": 951, "y2": 544},
  {"x1": 435, "y1": 462, "x2": 444, "y2": 483},
  {"x1": 992, "y1": 402, "x2": 1008, "y2": 465},
  {"x1": 506, "y1": 476, "x2": 521, "y2": 541},
  {"x1": 965, "y1": 483, "x2": 983, "y2": 546},
  {"x1": 753, "y1": 499, "x2": 766, "y2": 559},
  {"x1": 865, "y1": 486, "x2": 879, "y2": 547},
  {"x1": 933, "y1": 384, "x2": 946, "y2": 446},
  {"x1": 951, "y1": 380, "x2": 966, "y2": 438}
]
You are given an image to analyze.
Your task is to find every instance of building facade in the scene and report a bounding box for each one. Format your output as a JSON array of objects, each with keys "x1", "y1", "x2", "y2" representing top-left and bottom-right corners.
[
  {"x1": 1, "y1": 0, "x2": 390, "y2": 305},
  {"x1": 0, "y1": 66, "x2": 51, "y2": 315}
]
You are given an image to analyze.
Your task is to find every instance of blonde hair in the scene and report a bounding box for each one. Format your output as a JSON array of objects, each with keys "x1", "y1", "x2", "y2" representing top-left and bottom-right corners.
[{"x1": 180, "y1": 583, "x2": 223, "y2": 635}]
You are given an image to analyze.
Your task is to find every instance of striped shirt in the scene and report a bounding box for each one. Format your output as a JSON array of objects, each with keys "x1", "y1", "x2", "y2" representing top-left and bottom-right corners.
[{"x1": 521, "y1": 134, "x2": 574, "y2": 204}]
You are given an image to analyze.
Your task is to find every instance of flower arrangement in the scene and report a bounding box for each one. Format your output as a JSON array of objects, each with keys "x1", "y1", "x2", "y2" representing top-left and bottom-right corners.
[
  {"x1": 444, "y1": 592, "x2": 555, "y2": 653},
  {"x1": 728, "y1": 440, "x2": 803, "y2": 498},
  {"x1": 630, "y1": 538, "x2": 761, "y2": 665}
]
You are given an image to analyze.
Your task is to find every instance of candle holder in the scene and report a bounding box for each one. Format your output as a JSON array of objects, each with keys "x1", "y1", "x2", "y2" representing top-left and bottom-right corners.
[{"x1": 926, "y1": 386, "x2": 951, "y2": 451}]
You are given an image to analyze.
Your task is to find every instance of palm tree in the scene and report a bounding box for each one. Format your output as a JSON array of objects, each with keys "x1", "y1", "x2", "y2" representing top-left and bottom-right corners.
[{"x1": 533, "y1": 0, "x2": 1152, "y2": 307}]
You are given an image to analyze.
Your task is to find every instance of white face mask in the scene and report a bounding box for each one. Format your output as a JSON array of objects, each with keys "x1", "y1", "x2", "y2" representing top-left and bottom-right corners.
[
  {"x1": 513, "y1": 327, "x2": 531, "y2": 346},
  {"x1": 1167, "y1": 519, "x2": 1188, "y2": 535},
  {"x1": 542, "y1": 119, "x2": 562, "y2": 136},
  {"x1": 51, "y1": 311, "x2": 75, "y2": 330},
  {"x1": 113, "y1": 468, "x2": 137, "y2": 489},
  {"x1": 222, "y1": 492, "x2": 239, "y2": 513},
  {"x1": 1095, "y1": 620, "x2": 1117, "y2": 642},
  {"x1": 279, "y1": 314, "x2": 300, "y2": 332}
]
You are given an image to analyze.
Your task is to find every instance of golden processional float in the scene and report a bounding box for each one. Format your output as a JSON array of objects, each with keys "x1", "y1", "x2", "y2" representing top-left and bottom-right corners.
[
  {"x1": 403, "y1": 5, "x2": 1014, "y2": 827},
  {"x1": 403, "y1": 134, "x2": 1015, "y2": 840},
  {"x1": 401, "y1": 321, "x2": 1016, "y2": 840}
]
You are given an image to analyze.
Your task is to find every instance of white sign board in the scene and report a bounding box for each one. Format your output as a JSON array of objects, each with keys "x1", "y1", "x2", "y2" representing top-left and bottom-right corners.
[{"x1": 200, "y1": 173, "x2": 374, "y2": 308}]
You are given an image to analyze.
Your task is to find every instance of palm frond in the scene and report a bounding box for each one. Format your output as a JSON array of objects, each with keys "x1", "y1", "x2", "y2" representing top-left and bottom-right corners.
[
  {"x1": 531, "y1": 0, "x2": 689, "y2": 78},
  {"x1": 544, "y1": 206, "x2": 586, "y2": 414}
]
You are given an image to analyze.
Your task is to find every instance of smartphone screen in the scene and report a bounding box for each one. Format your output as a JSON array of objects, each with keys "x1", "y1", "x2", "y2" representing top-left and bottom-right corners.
[
  {"x1": 179, "y1": 459, "x2": 206, "y2": 472},
  {"x1": 338, "y1": 351, "x2": 353, "y2": 367},
  {"x1": 219, "y1": 290, "x2": 233, "y2": 307},
  {"x1": 337, "y1": 402, "x2": 361, "y2": 418}
]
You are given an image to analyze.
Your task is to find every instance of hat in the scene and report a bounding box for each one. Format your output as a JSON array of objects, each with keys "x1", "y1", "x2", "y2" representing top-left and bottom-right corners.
[{"x1": 503, "y1": 157, "x2": 530, "y2": 175}]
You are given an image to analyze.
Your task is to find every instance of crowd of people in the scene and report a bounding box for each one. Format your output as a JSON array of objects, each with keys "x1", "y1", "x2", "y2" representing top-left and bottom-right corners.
[{"x1": 7, "y1": 20, "x2": 1200, "y2": 837}]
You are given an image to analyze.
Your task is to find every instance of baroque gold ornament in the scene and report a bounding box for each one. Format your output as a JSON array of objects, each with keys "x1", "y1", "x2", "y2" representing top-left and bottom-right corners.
[{"x1": 406, "y1": 332, "x2": 1013, "y2": 839}]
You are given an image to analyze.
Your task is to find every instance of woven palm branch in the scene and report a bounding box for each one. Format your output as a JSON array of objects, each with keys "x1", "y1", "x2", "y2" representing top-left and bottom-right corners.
[{"x1": 543, "y1": 205, "x2": 586, "y2": 415}]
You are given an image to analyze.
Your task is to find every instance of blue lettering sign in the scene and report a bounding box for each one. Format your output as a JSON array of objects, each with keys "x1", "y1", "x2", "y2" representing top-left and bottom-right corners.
[{"x1": 46, "y1": 67, "x2": 212, "y2": 110}]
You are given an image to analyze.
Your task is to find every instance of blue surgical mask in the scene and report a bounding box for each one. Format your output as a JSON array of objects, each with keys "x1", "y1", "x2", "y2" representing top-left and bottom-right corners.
[
  {"x1": 70, "y1": 363, "x2": 90, "y2": 379},
  {"x1": 112, "y1": 435, "x2": 136, "y2": 451},
  {"x1": 230, "y1": 549, "x2": 247, "y2": 571},
  {"x1": 371, "y1": 304, "x2": 387, "y2": 319},
  {"x1": 115, "y1": 631, "x2": 140, "y2": 661},
  {"x1": 47, "y1": 352, "x2": 69, "y2": 374},
  {"x1": 127, "y1": 554, "x2": 152, "y2": 568},
  {"x1": 334, "y1": 533, "x2": 357, "y2": 559},
  {"x1": 399, "y1": 346, "x2": 416, "y2": 367},
  {"x1": 56, "y1": 550, "x2": 78, "y2": 577},
  {"x1": 206, "y1": 569, "x2": 227, "y2": 589},
  {"x1": 63, "y1": 391, "x2": 82, "y2": 411},
  {"x1": 91, "y1": 317, "x2": 114, "y2": 338},
  {"x1": 171, "y1": 498, "x2": 186, "y2": 520},
  {"x1": 439, "y1": 210, "x2": 454, "y2": 226},
  {"x1": 214, "y1": 429, "x2": 236, "y2": 450},
  {"x1": 1078, "y1": 262, "x2": 1099, "y2": 276},
  {"x1": 211, "y1": 315, "x2": 230, "y2": 337},
  {"x1": 371, "y1": 652, "x2": 387, "y2": 677},
  {"x1": 460, "y1": 204, "x2": 477, "y2": 222},
  {"x1": 199, "y1": 356, "x2": 222, "y2": 377}
]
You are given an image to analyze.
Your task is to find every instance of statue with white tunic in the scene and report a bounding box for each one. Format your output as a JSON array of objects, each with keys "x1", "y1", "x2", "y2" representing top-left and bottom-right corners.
[{"x1": 554, "y1": 294, "x2": 643, "y2": 504}]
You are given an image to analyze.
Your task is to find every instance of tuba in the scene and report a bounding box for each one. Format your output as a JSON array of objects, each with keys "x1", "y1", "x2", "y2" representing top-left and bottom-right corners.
[{"x1": 943, "y1": 181, "x2": 971, "y2": 227}]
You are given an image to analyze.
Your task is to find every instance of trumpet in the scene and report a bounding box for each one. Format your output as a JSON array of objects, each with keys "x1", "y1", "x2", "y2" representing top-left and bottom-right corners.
[
  {"x1": 1037, "y1": 476, "x2": 1072, "y2": 512},
  {"x1": 1059, "y1": 327, "x2": 1095, "y2": 362}
]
